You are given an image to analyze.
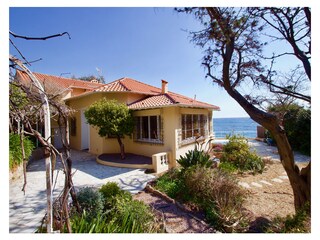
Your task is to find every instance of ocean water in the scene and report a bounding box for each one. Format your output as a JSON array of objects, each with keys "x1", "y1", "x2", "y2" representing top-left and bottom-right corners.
[{"x1": 213, "y1": 117, "x2": 258, "y2": 139}]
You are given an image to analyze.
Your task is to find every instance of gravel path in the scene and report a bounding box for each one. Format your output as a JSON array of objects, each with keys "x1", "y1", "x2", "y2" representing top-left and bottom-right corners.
[{"x1": 133, "y1": 190, "x2": 214, "y2": 233}]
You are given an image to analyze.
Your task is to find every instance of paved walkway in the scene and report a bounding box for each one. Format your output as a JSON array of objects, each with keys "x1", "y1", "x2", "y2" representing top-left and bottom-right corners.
[
  {"x1": 248, "y1": 139, "x2": 310, "y2": 163},
  {"x1": 9, "y1": 150, "x2": 155, "y2": 233}
]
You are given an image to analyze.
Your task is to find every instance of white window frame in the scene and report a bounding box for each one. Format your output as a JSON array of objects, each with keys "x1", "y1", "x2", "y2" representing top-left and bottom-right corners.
[
  {"x1": 181, "y1": 114, "x2": 208, "y2": 144},
  {"x1": 136, "y1": 115, "x2": 162, "y2": 143}
]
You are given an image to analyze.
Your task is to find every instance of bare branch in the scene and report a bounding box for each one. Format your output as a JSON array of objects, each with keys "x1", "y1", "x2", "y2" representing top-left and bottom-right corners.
[
  {"x1": 9, "y1": 39, "x2": 31, "y2": 66},
  {"x1": 10, "y1": 31, "x2": 71, "y2": 40}
]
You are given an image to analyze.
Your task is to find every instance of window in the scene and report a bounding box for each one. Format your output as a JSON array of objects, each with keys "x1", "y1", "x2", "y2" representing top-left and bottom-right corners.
[
  {"x1": 181, "y1": 114, "x2": 208, "y2": 141},
  {"x1": 135, "y1": 115, "x2": 162, "y2": 143}
]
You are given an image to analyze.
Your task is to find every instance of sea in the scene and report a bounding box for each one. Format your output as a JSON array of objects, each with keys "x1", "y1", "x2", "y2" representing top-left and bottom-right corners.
[{"x1": 213, "y1": 117, "x2": 259, "y2": 139}]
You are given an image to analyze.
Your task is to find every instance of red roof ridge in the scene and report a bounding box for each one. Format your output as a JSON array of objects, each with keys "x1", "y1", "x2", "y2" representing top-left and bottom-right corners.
[
  {"x1": 16, "y1": 69, "x2": 104, "y2": 88},
  {"x1": 121, "y1": 77, "x2": 161, "y2": 92},
  {"x1": 128, "y1": 93, "x2": 176, "y2": 107}
]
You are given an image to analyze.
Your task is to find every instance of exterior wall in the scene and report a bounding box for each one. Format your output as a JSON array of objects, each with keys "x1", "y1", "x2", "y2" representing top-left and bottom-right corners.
[
  {"x1": 66, "y1": 91, "x2": 215, "y2": 169},
  {"x1": 61, "y1": 91, "x2": 72, "y2": 100},
  {"x1": 66, "y1": 92, "x2": 146, "y2": 152},
  {"x1": 124, "y1": 108, "x2": 177, "y2": 165},
  {"x1": 175, "y1": 107, "x2": 214, "y2": 161},
  {"x1": 71, "y1": 88, "x2": 87, "y2": 97},
  {"x1": 89, "y1": 125, "x2": 104, "y2": 155}
]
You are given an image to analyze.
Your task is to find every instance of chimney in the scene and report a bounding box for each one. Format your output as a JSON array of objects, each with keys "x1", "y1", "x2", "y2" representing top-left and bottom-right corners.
[{"x1": 161, "y1": 79, "x2": 168, "y2": 94}]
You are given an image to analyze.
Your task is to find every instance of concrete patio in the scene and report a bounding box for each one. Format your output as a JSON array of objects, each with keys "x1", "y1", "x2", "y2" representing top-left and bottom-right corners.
[{"x1": 9, "y1": 149, "x2": 155, "y2": 233}]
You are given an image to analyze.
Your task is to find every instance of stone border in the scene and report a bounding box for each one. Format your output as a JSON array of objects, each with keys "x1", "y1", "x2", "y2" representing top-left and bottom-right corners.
[
  {"x1": 144, "y1": 184, "x2": 211, "y2": 228},
  {"x1": 96, "y1": 155, "x2": 153, "y2": 169}
]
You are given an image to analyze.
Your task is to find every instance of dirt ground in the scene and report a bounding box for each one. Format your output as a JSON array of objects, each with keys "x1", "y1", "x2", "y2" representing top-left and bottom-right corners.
[{"x1": 239, "y1": 161, "x2": 310, "y2": 231}]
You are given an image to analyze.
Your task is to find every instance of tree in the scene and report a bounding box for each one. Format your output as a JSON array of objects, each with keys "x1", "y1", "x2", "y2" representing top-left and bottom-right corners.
[
  {"x1": 9, "y1": 30, "x2": 78, "y2": 233},
  {"x1": 179, "y1": 7, "x2": 310, "y2": 212},
  {"x1": 73, "y1": 75, "x2": 105, "y2": 84},
  {"x1": 84, "y1": 98, "x2": 134, "y2": 159}
]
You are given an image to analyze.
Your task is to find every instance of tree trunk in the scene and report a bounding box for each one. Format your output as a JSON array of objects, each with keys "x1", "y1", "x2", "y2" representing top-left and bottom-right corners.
[
  {"x1": 60, "y1": 116, "x2": 80, "y2": 213},
  {"x1": 116, "y1": 136, "x2": 125, "y2": 160},
  {"x1": 271, "y1": 129, "x2": 311, "y2": 211},
  {"x1": 20, "y1": 128, "x2": 27, "y2": 194}
]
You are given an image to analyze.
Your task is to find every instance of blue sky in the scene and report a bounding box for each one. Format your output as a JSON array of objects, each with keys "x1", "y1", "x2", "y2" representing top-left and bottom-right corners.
[{"x1": 9, "y1": 7, "x2": 253, "y2": 118}]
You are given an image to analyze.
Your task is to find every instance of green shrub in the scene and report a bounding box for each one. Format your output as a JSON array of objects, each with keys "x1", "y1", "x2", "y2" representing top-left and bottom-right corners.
[
  {"x1": 177, "y1": 146, "x2": 212, "y2": 170},
  {"x1": 68, "y1": 211, "x2": 118, "y2": 233},
  {"x1": 268, "y1": 104, "x2": 311, "y2": 155},
  {"x1": 76, "y1": 187, "x2": 104, "y2": 220},
  {"x1": 154, "y1": 168, "x2": 188, "y2": 200},
  {"x1": 99, "y1": 182, "x2": 132, "y2": 209},
  {"x1": 9, "y1": 133, "x2": 34, "y2": 170},
  {"x1": 184, "y1": 165, "x2": 247, "y2": 232},
  {"x1": 284, "y1": 106, "x2": 311, "y2": 155},
  {"x1": 70, "y1": 185, "x2": 161, "y2": 233},
  {"x1": 110, "y1": 196, "x2": 160, "y2": 233},
  {"x1": 221, "y1": 134, "x2": 265, "y2": 174},
  {"x1": 265, "y1": 203, "x2": 310, "y2": 233},
  {"x1": 218, "y1": 161, "x2": 237, "y2": 173}
]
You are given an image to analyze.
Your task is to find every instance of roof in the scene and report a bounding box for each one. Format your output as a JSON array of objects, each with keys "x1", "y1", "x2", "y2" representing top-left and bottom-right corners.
[
  {"x1": 15, "y1": 71, "x2": 220, "y2": 110},
  {"x1": 15, "y1": 69, "x2": 104, "y2": 92},
  {"x1": 94, "y1": 77, "x2": 161, "y2": 95},
  {"x1": 128, "y1": 93, "x2": 219, "y2": 110},
  {"x1": 97, "y1": 77, "x2": 220, "y2": 110}
]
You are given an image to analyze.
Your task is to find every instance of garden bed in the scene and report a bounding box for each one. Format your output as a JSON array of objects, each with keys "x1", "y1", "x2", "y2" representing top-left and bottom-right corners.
[{"x1": 136, "y1": 161, "x2": 310, "y2": 233}]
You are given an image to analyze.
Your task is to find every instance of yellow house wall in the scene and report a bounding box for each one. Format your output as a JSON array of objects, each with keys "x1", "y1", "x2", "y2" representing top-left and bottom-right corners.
[
  {"x1": 67, "y1": 93, "x2": 104, "y2": 150},
  {"x1": 89, "y1": 125, "x2": 104, "y2": 155},
  {"x1": 66, "y1": 92, "x2": 147, "y2": 152},
  {"x1": 71, "y1": 88, "x2": 87, "y2": 97},
  {"x1": 66, "y1": 91, "x2": 215, "y2": 164},
  {"x1": 122, "y1": 106, "x2": 180, "y2": 168}
]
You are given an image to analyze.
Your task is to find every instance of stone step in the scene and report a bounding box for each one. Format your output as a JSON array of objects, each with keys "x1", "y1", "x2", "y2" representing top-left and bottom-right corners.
[
  {"x1": 260, "y1": 180, "x2": 272, "y2": 186},
  {"x1": 272, "y1": 178, "x2": 283, "y2": 183},
  {"x1": 279, "y1": 175, "x2": 289, "y2": 180},
  {"x1": 238, "y1": 182, "x2": 251, "y2": 189},
  {"x1": 251, "y1": 182, "x2": 263, "y2": 188}
]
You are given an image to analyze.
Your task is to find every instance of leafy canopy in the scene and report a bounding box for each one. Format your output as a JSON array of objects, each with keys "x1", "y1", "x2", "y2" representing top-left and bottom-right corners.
[{"x1": 84, "y1": 98, "x2": 134, "y2": 138}]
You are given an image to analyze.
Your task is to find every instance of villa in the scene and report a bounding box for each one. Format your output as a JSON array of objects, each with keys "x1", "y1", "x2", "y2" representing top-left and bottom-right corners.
[{"x1": 15, "y1": 70, "x2": 220, "y2": 170}]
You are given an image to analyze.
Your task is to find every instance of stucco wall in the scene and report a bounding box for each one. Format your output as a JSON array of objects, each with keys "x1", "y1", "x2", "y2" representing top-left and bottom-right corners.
[
  {"x1": 66, "y1": 92, "x2": 215, "y2": 167},
  {"x1": 67, "y1": 92, "x2": 144, "y2": 151}
]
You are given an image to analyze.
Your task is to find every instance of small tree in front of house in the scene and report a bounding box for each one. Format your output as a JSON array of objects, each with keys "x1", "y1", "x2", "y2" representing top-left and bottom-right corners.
[{"x1": 84, "y1": 98, "x2": 134, "y2": 159}]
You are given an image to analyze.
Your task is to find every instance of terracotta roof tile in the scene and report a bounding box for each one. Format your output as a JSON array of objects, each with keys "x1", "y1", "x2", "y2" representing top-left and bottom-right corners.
[
  {"x1": 94, "y1": 77, "x2": 161, "y2": 95},
  {"x1": 94, "y1": 80, "x2": 128, "y2": 92},
  {"x1": 128, "y1": 94, "x2": 175, "y2": 109},
  {"x1": 128, "y1": 93, "x2": 220, "y2": 110},
  {"x1": 16, "y1": 70, "x2": 103, "y2": 91},
  {"x1": 15, "y1": 70, "x2": 220, "y2": 110}
]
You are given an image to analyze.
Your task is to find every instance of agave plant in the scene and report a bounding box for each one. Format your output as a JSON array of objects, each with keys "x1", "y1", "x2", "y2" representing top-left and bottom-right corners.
[{"x1": 177, "y1": 144, "x2": 213, "y2": 170}]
